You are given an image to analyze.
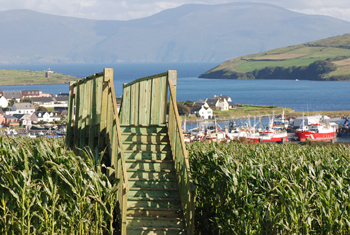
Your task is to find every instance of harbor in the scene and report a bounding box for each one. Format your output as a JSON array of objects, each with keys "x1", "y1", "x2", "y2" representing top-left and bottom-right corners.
[{"x1": 182, "y1": 113, "x2": 350, "y2": 144}]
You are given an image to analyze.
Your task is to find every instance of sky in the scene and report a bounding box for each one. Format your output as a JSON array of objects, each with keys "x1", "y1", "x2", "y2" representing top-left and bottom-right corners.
[{"x1": 0, "y1": 0, "x2": 350, "y2": 22}]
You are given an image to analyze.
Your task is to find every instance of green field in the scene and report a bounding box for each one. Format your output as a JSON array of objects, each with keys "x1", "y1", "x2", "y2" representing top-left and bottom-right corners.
[
  {"x1": 0, "y1": 69, "x2": 78, "y2": 86},
  {"x1": 0, "y1": 137, "x2": 118, "y2": 234},
  {"x1": 213, "y1": 105, "x2": 293, "y2": 118},
  {"x1": 189, "y1": 142, "x2": 350, "y2": 234},
  {"x1": 201, "y1": 33, "x2": 350, "y2": 80},
  {"x1": 235, "y1": 58, "x2": 325, "y2": 73},
  {"x1": 2, "y1": 134, "x2": 350, "y2": 234}
]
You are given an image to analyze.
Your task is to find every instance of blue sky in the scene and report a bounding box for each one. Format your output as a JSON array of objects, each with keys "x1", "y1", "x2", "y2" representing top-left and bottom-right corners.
[{"x1": 0, "y1": 0, "x2": 350, "y2": 22}]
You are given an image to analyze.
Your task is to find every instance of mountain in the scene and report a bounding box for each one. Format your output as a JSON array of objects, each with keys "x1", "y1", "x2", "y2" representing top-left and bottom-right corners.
[
  {"x1": 199, "y1": 34, "x2": 350, "y2": 81},
  {"x1": 1, "y1": 3, "x2": 350, "y2": 64}
]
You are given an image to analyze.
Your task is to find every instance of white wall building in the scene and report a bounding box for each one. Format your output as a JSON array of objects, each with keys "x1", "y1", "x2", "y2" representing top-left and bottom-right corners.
[
  {"x1": 0, "y1": 96, "x2": 8, "y2": 108},
  {"x1": 8, "y1": 103, "x2": 35, "y2": 115},
  {"x1": 35, "y1": 111, "x2": 61, "y2": 123}
]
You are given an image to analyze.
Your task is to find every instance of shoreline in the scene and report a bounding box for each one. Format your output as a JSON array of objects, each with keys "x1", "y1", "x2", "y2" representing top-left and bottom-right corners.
[
  {"x1": 183, "y1": 111, "x2": 350, "y2": 123},
  {"x1": 0, "y1": 81, "x2": 73, "y2": 87}
]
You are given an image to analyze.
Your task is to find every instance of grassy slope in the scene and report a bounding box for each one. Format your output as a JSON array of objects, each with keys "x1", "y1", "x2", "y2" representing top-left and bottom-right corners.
[
  {"x1": 0, "y1": 69, "x2": 79, "y2": 86},
  {"x1": 213, "y1": 105, "x2": 293, "y2": 118},
  {"x1": 202, "y1": 34, "x2": 350, "y2": 78}
]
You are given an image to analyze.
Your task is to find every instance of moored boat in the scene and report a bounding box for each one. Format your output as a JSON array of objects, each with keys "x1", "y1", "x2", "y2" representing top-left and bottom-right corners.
[
  {"x1": 293, "y1": 114, "x2": 337, "y2": 141},
  {"x1": 246, "y1": 114, "x2": 288, "y2": 143}
]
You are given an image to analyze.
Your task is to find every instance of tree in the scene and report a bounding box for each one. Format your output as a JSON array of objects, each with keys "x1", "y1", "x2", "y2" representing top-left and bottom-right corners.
[
  {"x1": 36, "y1": 106, "x2": 48, "y2": 112},
  {"x1": 20, "y1": 98, "x2": 33, "y2": 103},
  {"x1": 8, "y1": 99, "x2": 17, "y2": 107}
]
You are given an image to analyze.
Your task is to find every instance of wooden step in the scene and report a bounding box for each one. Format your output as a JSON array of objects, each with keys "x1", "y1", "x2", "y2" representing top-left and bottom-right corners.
[
  {"x1": 128, "y1": 187, "x2": 179, "y2": 198},
  {"x1": 127, "y1": 207, "x2": 182, "y2": 218},
  {"x1": 120, "y1": 124, "x2": 167, "y2": 134},
  {"x1": 122, "y1": 132, "x2": 169, "y2": 143},
  {"x1": 126, "y1": 217, "x2": 185, "y2": 228},
  {"x1": 123, "y1": 141, "x2": 170, "y2": 151},
  {"x1": 124, "y1": 150, "x2": 172, "y2": 161},
  {"x1": 126, "y1": 226, "x2": 186, "y2": 235},
  {"x1": 126, "y1": 159, "x2": 174, "y2": 170},
  {"x1": 127, "y1": 197, "x2": 181, "y2": 208},
  {"x1": 127, "y1": 169, "x2": 176, "y2": 179},
  {"x1": 128, "y1": 178, "x2": 178, "y2": 189}
]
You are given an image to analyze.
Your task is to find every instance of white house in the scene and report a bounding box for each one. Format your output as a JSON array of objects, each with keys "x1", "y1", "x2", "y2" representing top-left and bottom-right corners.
[
  {"x1": 0, "y1": 96, "x2": 8, "y2": 108},
  {"x1": 191, "y1": 105, "x2": 213, "y2": 119},
  {"x1": 205, "y1": 97, "x2": 229, "y2": 111},
  {"x1": 35, "y1": 111, "x2": 61, "y2": 123},
  {"x1": 9, "y1": 103, "x2": 35, "y2": 115},
  {"x1": 31, "y1": 97, "x2": 55, "y2": 107},
  {"x1": 12, "y1": 114, "x2": 34, "y2": 126}
]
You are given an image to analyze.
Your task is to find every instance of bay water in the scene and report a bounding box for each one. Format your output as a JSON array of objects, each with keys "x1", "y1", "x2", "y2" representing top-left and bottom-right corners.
[{"x1": 0, "y1": 62, "x2": 349, "y2": 112}]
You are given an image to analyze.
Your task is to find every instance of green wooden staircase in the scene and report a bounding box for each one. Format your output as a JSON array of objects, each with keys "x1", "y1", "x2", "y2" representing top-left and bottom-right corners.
[
  {"x1": 121, "y1": 124, "x2": 186, "y2": 234},
  {"x1": 66, "y1": 69, "x2": 195, "y2": 235}
]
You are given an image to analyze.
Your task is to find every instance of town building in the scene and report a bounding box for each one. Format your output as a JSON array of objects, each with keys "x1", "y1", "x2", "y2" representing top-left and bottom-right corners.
[
  {"x1": 31, "y1": 97, "x2": 55, "y2": 106},
  {"x1": 191, "y1": 105, "x2": 213, "y2": 119},
  {"x1": 0, "y1": 95, "x2": 9, "y2": 108},
  {"x1": 53, "y1": 96, "x2": 69, "y2": 106},
  {"x1": 9, "y1": 103, "x2": 35, "y2": 115},
  {"x1": 205, "y1": 97, "x2": 229, "y2": 111},
  {"x1": 3, "y1": 90, "x2": 22, "y2": 102},
  {"x1": 12, "y1": 113, "x2": 35, "y2": 126},
  {"x1": 35, "y1": 111, "x2": 61, "y2": 123},
  {"x1": 1, "y1": 115, "x2": 20, "y2": 127}
]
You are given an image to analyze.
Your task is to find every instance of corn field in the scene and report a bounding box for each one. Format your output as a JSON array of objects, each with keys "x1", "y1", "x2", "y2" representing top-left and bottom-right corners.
[
  {"x1": 188, "y1": 142, "x2": 350, "y2": 235},
  {"x1": 0, "y1": 136, "x2": 119, "y2": 234}
]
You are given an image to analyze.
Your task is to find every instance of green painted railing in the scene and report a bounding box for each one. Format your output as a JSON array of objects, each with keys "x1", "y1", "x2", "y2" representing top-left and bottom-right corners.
[
  {"x1": 66, "y1": 68, "x2": 128, "y2": 234},
  {"x1": 167, "y1": 72, "x2": 196, "y2": 234},
  {"x1": 120, "y1": 70, "x2": 196, "y2": 234},
  {"x1": 119, "y1": 72, "x2": 168, "y2": 125}
]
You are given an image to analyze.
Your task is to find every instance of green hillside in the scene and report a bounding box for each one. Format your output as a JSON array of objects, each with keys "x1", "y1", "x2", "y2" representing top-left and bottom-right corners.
[
  {"x1": 0, "y1": 69, "x2": 78, "y2": 86},
  {"x1": 200, "y1": 34, "x2": 350, "y2": 81}
]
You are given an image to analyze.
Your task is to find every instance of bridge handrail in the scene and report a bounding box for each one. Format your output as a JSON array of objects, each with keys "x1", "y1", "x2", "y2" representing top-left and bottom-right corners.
[
  {"x1": 66, "y1": 68, "x2": 128, "y2": 234},
  {"x1": 167, "y1": 75, "x2": 196, "y2": 235}
]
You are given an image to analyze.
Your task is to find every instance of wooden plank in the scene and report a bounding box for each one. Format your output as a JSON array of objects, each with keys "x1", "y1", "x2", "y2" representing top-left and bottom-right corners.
[
  {"x1": 159, "y1": 75, "x2": 167, "y2": 124},
  {"x1": 66, "y1": 81, "x2": 76, "y2": 148},
  {"x1": 80, "y1": 81, "x2": 87, "y2": 149},
  {"x1": 151, "y1": 77, "x2": 160, "y2": 124},
  {"x1": 121, "y1": 86, "x2": 130, "y2": 125},
  {"x1": 98, "y1": 74, "x2": 108, "y2": 150},
  {"x1": 73, "y1": 83, "x2": 81, "y2": 152},
  {"x1": 138, "y1": 80, "x2": 146, "y2": 124},
  {"x1": 135, "y1": 82, "x2": 140, "y2": 125},
  {"x1": 145, "y1": 79, "x2": 152, "y2": 124},
  {"x1": 89, "y1": 77, "x2": 97, "y2": 149}
]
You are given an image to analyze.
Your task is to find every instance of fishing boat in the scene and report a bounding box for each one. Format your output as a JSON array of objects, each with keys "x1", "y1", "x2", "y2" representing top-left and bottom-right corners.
[
  {"x1": 338, "y1": 119, "x2": 350, "y2": 137},
  {"x1": 247, "y1": 114, "x2": 288, "y2": 143},
  {"x1": 293, "y1": 114, "x2": 337, "y2": 141},
  {"x1": 273, "y1": 110, "x2": 289, "y2": 129},
  {"x1": 247, "y1": 127, "x2": 288, "y2": 143}
]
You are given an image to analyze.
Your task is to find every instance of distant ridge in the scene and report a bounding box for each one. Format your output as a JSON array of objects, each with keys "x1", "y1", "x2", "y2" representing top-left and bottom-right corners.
[
  {"x1": 1, "y1": 3, "x2": 350, "y2": 64},
  {"x1": 199, "y1": 34, "x2": 350, "y2": 81}
]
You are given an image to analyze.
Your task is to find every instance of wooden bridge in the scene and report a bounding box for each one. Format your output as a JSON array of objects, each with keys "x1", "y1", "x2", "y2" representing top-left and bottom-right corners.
[{"x1": 66, "y1": 69, "x2": 195, "y2": 235}]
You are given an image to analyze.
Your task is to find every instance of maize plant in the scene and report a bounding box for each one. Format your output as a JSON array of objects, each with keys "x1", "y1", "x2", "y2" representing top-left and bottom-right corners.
[
  {"x1": 188, "y1": 141, "x2": 350, "y2": 235},
  {"x1": 0, "y1": 136, "x2": 119, "y2": 234}
]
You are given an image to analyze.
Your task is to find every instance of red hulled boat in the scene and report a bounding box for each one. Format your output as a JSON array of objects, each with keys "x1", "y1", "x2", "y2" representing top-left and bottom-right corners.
[{"x1": 293, "y1": 115, "x2": 337, "y2": 141}]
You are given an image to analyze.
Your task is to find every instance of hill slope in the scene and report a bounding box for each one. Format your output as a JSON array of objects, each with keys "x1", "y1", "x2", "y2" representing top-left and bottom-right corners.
[
  {"x1": 0, "y1": 69, "x2": 78, "y2": 85},
  {"x1": 199, "y1": 34, "x2": 350, "y2": 81},
  {"x1": 2, "y1": 3, "x2": 350, "y2": 64}
]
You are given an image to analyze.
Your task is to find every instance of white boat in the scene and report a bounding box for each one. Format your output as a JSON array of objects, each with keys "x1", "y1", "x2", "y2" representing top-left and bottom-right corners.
[
  {"x1": 247, "y1": 114, "x2": 288, "y2": 143},
  {"x1": 293, "y1": 114, "x2": 337, "y2": 141},
  {"x1": 273, "y1": 110, "x2": 289, "y2": 129}
]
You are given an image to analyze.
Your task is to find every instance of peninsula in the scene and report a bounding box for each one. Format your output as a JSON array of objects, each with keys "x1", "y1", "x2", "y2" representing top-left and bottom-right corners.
[
  {"x1": 200, "y1": 34, "x2": 350, "y2": 81},
  {"x1": 0, "y1": 69, "x2": 78, "y2": 86}
]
